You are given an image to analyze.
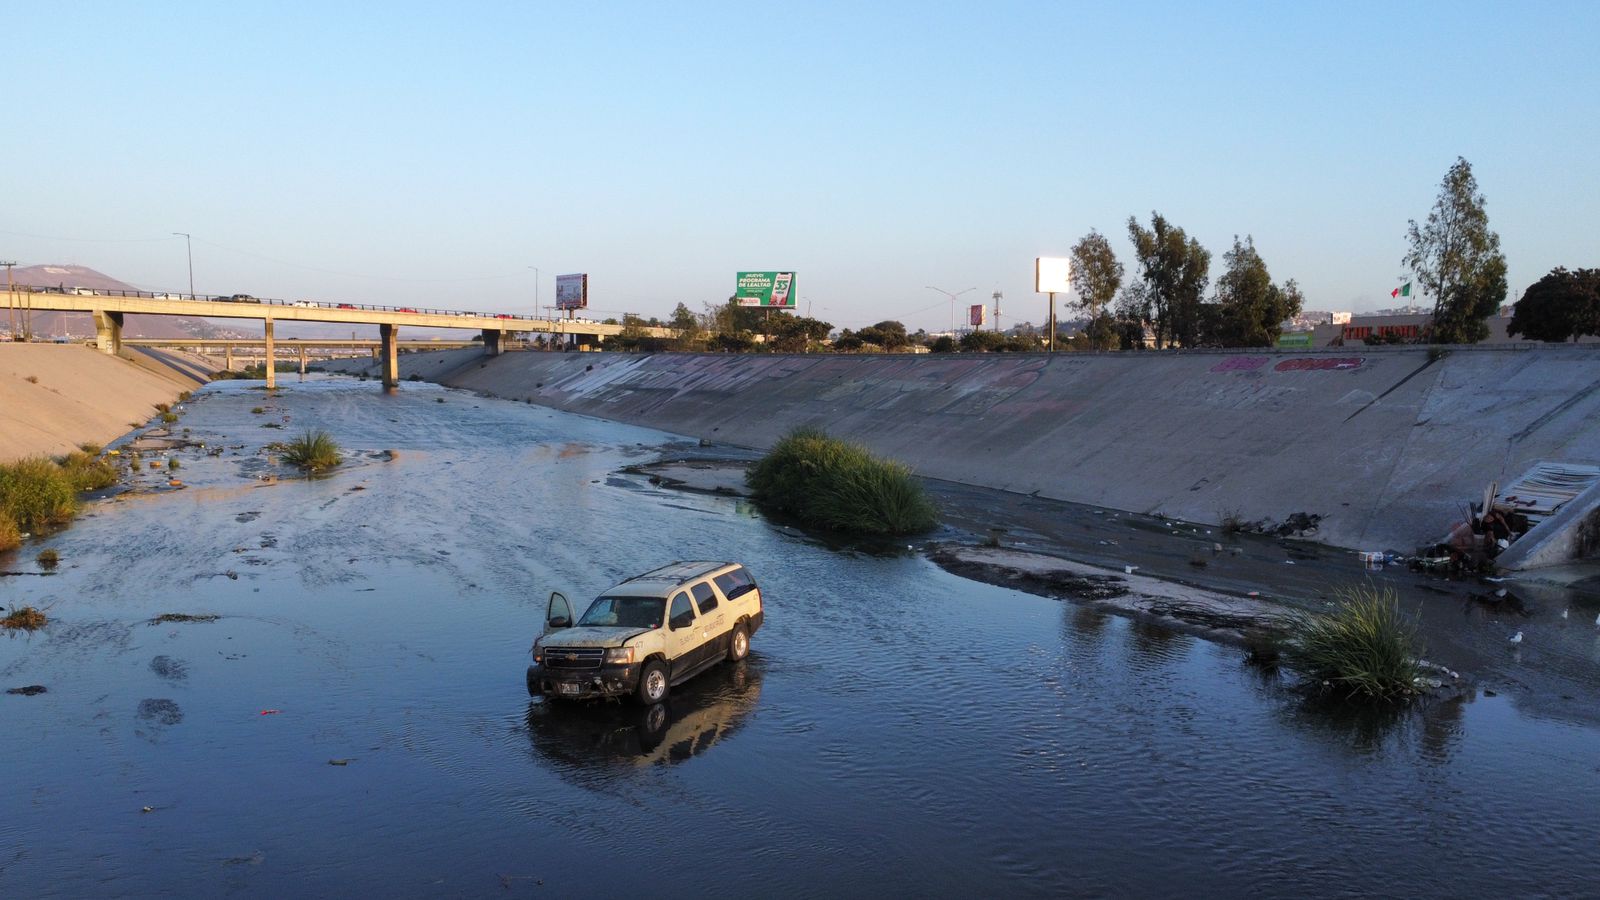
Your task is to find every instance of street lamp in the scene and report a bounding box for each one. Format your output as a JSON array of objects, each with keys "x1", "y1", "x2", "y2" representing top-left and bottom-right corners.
[
  {"x1": 527, "y1": 266, "x2": 541, "y2": 318},
  {"x1": 925, "y1": 285, "x2": 977, "y2": 337},
  {"x1": 171, "y1": 232, "x2": 194, "y2": 299}
]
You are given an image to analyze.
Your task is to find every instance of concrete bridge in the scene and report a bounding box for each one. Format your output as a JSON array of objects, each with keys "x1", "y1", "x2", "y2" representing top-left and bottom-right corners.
[
  {"x1": 5, "y1": 285, "x2": 673, "y2": 387},
  {"x1": 124, "y1": 337, "x2": 482, "y2": 377}
]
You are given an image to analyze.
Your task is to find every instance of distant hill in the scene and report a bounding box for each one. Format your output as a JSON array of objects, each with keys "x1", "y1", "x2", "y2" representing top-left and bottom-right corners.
[{"x1": 3, "y1": 264, "x2": 239, "y2": 339}]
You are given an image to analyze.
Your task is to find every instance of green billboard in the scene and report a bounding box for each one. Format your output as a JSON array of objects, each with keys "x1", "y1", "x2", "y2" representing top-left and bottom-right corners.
[
  {"x1": 1276, "y1": 331, "x2": 1313, "y2": 348},
  {"x1": 735, "y1": 271, "x2": 796, "y2": 308}
]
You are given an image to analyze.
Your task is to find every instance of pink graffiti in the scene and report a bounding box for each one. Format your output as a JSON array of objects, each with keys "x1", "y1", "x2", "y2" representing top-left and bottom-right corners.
[
  {"x1": 1210, "y1": 357, "x2": 1268, "y2": 373},
  {"x1": 1273, "y1": 357, "x2": 1365, "y2": 372}
]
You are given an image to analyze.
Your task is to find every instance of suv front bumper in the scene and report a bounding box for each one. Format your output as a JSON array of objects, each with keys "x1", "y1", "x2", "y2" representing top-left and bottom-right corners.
[{"x1": 527, "y1": 662, "x2": 639, "y2": 700}]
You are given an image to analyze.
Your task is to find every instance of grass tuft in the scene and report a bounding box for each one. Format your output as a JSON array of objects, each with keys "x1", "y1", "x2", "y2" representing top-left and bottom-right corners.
[
  {"x1": 0, "y1": 457, "x2": 79, "y2": 532},
  {"x1": 1, "y1": 606, "x2": 47, "y2": 630},
  {"x1": 1285, "y1": 583, "x2": 1423, "y2": 701},
  {"x1": 0, "y1": 513, "x2": 19, "y2": 552},
  {"x1": 281, "y1": 430, "x2": 342, "y2": 472},
  {"x1": 56, "y1": 450, "x2": 118, "y2": 492},
  {"x1": 36, "y1": 548, "x2": 59, "y2": 568},
  {"x1": 746, "y1": 427, "x2": 937, "y2": 535},
  {"x1": 160, "y1": 412, "x2": 179, "y2": 424}
]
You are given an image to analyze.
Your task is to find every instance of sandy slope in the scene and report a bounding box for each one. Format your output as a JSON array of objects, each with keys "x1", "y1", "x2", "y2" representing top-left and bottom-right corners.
[{"x1": 0, "y1": 344, "x2": 213, "y2": 461}]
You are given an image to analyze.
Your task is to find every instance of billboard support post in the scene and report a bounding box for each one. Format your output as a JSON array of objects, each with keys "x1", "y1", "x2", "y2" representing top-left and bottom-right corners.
[{"x1": 1048, "y1": 293, "x2": 1056, "y2": 353}]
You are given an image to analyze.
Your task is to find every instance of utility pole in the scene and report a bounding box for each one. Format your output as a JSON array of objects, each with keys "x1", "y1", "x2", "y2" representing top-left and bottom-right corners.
[
  {"x1": 2, "y1": 261, "x2": 15, "y2": 339},
  {"x1": 528, "y1": 266, "x2": 541, "y2": 318},
  {"x1": 991, "y1": 290, "x2": 1002, "y2": 333},
  {"x1": 172, "y1": 232, "x2": 195, "y2": 299},
  {"x1": 925, "y1": 285, "x2": 977, "y2": 338}
]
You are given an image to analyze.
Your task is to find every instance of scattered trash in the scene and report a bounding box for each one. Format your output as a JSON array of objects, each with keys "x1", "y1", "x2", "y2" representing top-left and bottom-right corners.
[
  {"x1": 1484, "y1": 688, "x2": 1498, "y2": 697},
  {"x1": 1509, "y1": 632, "x2": 1523, "y2": 644},
  {"x1": 259, "y1": 709, "x2": 282, "y2": 716},
  {"x1": 150, "y1": 613, "x2": 219, "y2": 625},
  {"x1": 6, "y1": 685, "x2": 47, "y2": 696},
  {"x1": 1123, "y1": 565, "x2": 1137, "y2": 574},
  {"x1": 1284, "y1": 560, "x2": 1296, "y2": 565},
  {"x1": 328, "y1": 758, "x2": 352, "y2": 766},
  {"x1": 1247, "y1": 591, "x2": 1260, "y2": 597},
  {"x1": 141, "y1": 806, "x2": 154, "y2": 813}
]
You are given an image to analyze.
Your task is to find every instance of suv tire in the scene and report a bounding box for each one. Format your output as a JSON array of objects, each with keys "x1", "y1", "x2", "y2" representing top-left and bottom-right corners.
[
  {"x1": 636, "y1": 660, "x2": 669, "y2": 705},
  {"x1": 727, "y1": 623, "x2": 750, "y2": 662}
]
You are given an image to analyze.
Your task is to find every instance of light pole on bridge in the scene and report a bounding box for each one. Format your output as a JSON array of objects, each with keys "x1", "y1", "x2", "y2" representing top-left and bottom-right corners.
[{"x1": 171, "y1": 232, "x2": 195, "y2": 299}]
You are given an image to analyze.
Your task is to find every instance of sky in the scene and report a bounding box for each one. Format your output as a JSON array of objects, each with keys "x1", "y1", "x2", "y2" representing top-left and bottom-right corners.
[{"x1": 3, "y1": 1, "x2": 1597, "y2": 333}]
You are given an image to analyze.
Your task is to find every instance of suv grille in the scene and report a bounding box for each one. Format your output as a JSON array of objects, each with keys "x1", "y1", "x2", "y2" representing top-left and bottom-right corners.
[{"x1": 543, "y1": 646, "x2": 604, "y2": 670}]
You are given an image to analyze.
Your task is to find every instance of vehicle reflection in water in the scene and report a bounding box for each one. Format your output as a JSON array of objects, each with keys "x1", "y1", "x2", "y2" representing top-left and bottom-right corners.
[{"x1": 525, "y1": 658, "x2": 762, "y2": 779}]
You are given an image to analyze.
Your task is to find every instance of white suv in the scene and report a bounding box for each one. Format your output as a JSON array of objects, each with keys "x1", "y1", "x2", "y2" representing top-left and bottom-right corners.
[{"x1": 529, "y1": 562, "x2": 764, "y2": 704}]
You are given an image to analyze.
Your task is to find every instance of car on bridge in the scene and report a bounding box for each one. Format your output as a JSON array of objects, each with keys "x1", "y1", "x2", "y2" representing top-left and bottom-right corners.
[
  {"x1": 291, "y1": 300, "x2": 317, "y2": 308},
  {"x1": 494, "y1": 313, "x2": 514, "y2": 319},
  {"x1": 396, "y1": 307, "x2": 418, "y2": 313},
  {"x1": 336, "y1": 303, "x2": 356, "y2": 310},
  {"x1": 223, "y1": 294, "x2": 259, "y2": 303},
  {"x1": 528, "y1": 562, "x2": 763, "y2": 705}
]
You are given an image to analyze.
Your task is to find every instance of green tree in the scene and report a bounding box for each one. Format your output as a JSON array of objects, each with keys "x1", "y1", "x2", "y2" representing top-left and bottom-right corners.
[
  {"x1": 1069, "y1": 230, "x2": 1124, "y2": 320},
  {"x1": 1126, "y1": 212, "x2": 1210, "y2": 348},
  {"x1": 856, "y1": 320, "x2": 909, "y2": 350},
  {"x1": 1404, "y1": 157, "x2": 1507, "y2": 344},
  {"x1": 1508, "y1": 268, "x2": 1600, "y2": 342},
  {"x1": 833, "y1": 329, "x2": 864, "y2": 352},
  {"x1": 959, "y1": 330, "x2": 1010, "y2": 352},
  {"x1": 768, "y1": 314, "x2": 832, "y2": 353},
  {"x1": 928, "y1": 335, "x2": 957, "y2": 353},
  {"x1": 1209, "y1": 236, "x2": 1305, "y2": 347}
]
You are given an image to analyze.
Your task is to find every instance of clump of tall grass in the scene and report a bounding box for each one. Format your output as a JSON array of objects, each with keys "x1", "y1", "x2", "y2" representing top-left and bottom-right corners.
[
  {"x1": 1285, "y1": 584, "x2": 1423, "y2": 701},
  {"x1": 56, "y1": 450, "x2": 118, "y2": 492},
  {"x1": 36, "y1": 548, "x2": 59, "y2": 568},
  {"x1": 746, "y1": 428, "x2": 937, "y2": 535},
  {"x1": 0, "y1": 513, "x2": 19, "y2": 552},
  {"x1": 281, "y1": 430, "x2": 342, "y2": 472},
  {"x1": 0, "y1": 457, "x2": 79, "y2": 533}
]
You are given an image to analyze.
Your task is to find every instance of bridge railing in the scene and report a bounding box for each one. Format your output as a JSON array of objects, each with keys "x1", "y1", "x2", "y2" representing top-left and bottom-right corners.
[{"x1": 2, "y1": 283, "x2": 562, "y2": 322}]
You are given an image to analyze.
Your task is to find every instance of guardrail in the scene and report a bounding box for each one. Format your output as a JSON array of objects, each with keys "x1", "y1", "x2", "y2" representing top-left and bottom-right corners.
[{"x1": 1, "y1": 283, "x2": 566, "y2": 322}]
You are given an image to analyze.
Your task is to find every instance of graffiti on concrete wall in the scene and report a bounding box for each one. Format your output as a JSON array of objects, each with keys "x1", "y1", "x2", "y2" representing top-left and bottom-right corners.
[
  {"x1": 1273, "y1": 357, "x2": 1365, "y2": 372},
  {"x1": 1210, "y1": 357, "x2": 1269, "y2": 374}
]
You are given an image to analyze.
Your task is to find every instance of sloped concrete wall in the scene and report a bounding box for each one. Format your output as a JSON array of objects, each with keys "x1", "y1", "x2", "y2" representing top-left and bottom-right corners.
[{"x1": 321, "y1": 346, "x2": 1600, "y2": 553}]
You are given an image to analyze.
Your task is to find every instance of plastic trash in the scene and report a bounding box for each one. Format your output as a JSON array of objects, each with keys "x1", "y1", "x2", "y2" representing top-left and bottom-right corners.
[
  {"x1": 1123, "y1": 565, "x2": 1137, "y2": 574},
  {"x1": 259, "y1": 709, "x2": 282, "y2": 715}
]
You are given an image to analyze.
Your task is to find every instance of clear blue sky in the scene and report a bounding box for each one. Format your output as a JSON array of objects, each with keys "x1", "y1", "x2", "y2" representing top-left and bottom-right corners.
[{"x1": 4, "y1": 1, "x2": 1597, "y2": 332}]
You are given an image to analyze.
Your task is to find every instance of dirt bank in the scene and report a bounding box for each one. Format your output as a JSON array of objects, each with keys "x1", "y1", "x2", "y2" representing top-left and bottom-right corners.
[{"x1": 0, "y1": 344, "x2": 215, "y2": 462}]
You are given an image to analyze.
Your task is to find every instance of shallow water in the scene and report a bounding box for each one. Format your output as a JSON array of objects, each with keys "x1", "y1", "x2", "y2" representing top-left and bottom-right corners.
[{"x1": 2, "y1": 378, "x2": 1597, "y2": 897}]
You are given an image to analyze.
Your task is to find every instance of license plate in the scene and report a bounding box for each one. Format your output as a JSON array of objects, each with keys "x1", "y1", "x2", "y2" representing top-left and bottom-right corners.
[{"x1": 557, "y1": 683, "x2": 580, "y2": 695}]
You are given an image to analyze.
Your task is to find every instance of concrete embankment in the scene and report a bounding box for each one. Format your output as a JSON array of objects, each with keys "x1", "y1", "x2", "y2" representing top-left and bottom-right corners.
[
  {"x1": 0, "y1": 344, "x2": 216, "y2": 461},
  {"x1": 319, "y1": 345, "x2": 1600, "y2": 556}
]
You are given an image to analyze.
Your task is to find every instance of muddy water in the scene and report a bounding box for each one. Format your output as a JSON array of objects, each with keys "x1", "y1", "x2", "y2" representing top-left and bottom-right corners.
[{"x1": 2, "y1": 378, "x2": 1598, "y2": 897}]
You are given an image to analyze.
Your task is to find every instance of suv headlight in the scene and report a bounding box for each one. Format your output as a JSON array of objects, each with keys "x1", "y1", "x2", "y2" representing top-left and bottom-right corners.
[
  {"x1": 531, "y1": 641, "x2": 542, "y2": 664},
  {"x1": 604, "y1": 647, "x2": 634, "y2": 665}
]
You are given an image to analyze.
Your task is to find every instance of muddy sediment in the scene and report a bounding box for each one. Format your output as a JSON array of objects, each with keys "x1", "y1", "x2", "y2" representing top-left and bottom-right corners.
[{"x1": 929, "y1": 545, "x2": 1295, "y2": 643}]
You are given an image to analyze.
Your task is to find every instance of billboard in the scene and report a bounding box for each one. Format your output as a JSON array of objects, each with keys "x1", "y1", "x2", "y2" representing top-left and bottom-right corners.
[
  {"x1": 969, "y1": 304, "x2": 985, "y2": 327},
  {"x1": 555, "y1": 273, "x2": 588, "y2": 310},
  {"x1": 1276, "y1": 331, "x2": 1314, "y2": 348},
  {"x1": 735, "y1": 271, "x2": 796, "y2": 308},
  {"x1": 1035, "y1": 257, "x2": 1071, "y2": 294}
]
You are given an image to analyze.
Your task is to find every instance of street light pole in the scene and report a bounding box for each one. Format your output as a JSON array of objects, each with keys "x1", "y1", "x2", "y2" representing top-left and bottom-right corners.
[
  {"x1": 527, "y1": 266, "x2": 542, "y2": 319},
  {"x1": 171, "y1": 232, "x2": 194, "y2": 299},
  {"x1": 925, "y1": 285, "x2": 977, "y2": 337}
]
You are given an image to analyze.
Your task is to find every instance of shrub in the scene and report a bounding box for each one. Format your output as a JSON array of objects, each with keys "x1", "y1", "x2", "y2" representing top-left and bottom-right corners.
[
  {"x1": 78, "y1": 443, "x2": 102, "y2": 455},
  {"x1": 36, "y1": 548, "x2": 59, "y2": 568},
  {"x1": 25, "y1": 375, "x2": 39, "y2": 384},
  {"x1": 57, "y1": 450, "x2": 118, "y2": 492},
  {"x1": 1285, "y1": 584, "x2": 1422, "y2": 700},
  {"x1": 746, "y1": 428, "x2": 937, "y2": 535},
  {"x1": 177, "y1": 391, "x2": 192, "y2": 402},
  {"x1": 0, "y1": 457, "x2": 78, "y2": 532},
  {"x1": 0, "y1": 512, "x2": 19, "y2": 552},
  {"x1": 168, "y1": 458, "x2": 181, "y2": 471},
  {"x1": 1, "y1": 606, "x2": 47, "y2": 630},
  {"x1": 281, "y1": 430, "x2": 342, "y2": 472},
  {"x1": 155, "y1": 402, "x2": 171, "y2": 414},
  {"x1": 251, "y1": 407, "x2": 265, "y2": 415},
  {"x1": 161, "y1": 412, "x2": 179, "y2": 424}
]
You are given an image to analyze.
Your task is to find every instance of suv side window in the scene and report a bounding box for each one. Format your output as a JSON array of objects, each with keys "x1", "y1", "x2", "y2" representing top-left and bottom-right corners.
[
  {"x1": 668, "y1": 592, "x2": 696, "y2": 630},
  {"x1": 713, "y1": 567, "x2": 756, "y2": 600},
  {"x1": 690, "y1": 582, "x2": 718, "y2": 615}
]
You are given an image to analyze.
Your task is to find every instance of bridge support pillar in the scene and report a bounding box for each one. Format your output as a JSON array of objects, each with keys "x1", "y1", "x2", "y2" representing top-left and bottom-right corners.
[
  {"x1": 225, "y1": 343, "x2": 234, "y2": 372},
  {"x1": 92, "y1": 310, "x2": 124, "y2": 355},
  {"x1": 298, "y1": 345, "x2": 307, "y2": 377},
  {"x1": 481, "y1": 329, "x2": 503, "y2": 357},
  {"x1": 379, "y1": 323, "x2": 399, "y2": 387},
  {"x1": 264, "y1": 319, "x2": 276, "y2": 389}
]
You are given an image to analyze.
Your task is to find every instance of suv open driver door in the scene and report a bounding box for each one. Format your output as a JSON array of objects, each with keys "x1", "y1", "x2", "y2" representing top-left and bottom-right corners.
[{"x1": 545, "y1": 591, "x2": 574, "y2": 635}]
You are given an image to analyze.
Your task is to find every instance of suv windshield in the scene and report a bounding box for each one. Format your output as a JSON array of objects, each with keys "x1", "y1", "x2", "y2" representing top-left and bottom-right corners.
[{"x1": 577, "y1": 595, "x2": 666, "y2": 629}]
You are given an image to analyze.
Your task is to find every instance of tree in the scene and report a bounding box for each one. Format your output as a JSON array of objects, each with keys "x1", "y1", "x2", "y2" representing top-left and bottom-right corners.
[
  {"x1": 928, "y1": 335, "x2": 957, "y2": 353},
  {"x1": 1069, "y1": 230, "x2": 1124, "y2": 320},
  {"x1": 1209, "y1": 236, "x2": 1305, "y2": 347},
  {"x1": 768, "y1": 314, "x2": 832, "y2": 353},
  {"x1": 1126, "y1": 212, "x2": 1210, "y2": 348},
  {"x1": 1404, "y1": 157, "x2": 1507, "y2": 344},
  {"x1": 959, "y1": 330, "x2": 1010, "y2": 352},
  {"x1": 855, "y1": 319, "x2": 909, "y2": 350},
  {"x1": 1508, "y1": 267, "x2": 1600, "y2": 342}
]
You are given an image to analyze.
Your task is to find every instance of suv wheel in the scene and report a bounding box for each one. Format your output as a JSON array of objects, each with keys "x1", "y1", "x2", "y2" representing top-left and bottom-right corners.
[
  {"x1": 636, "y1": 660, "x2": 668, "y2": 705},
  {"x1": 727, "y1": 623, "x2": 750, "y2": 662}
]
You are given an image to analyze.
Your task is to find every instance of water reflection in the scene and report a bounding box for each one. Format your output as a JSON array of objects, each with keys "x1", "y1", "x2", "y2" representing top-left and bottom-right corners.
[{"x1": 525, "y1": 659, "x2": 762, "y2": 774}]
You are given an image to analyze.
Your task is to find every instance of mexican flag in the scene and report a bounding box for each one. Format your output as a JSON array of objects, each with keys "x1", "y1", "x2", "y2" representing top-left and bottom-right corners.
[{"x1": 1391, "y1": 282, "x2": 1412, "y2": 299}]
